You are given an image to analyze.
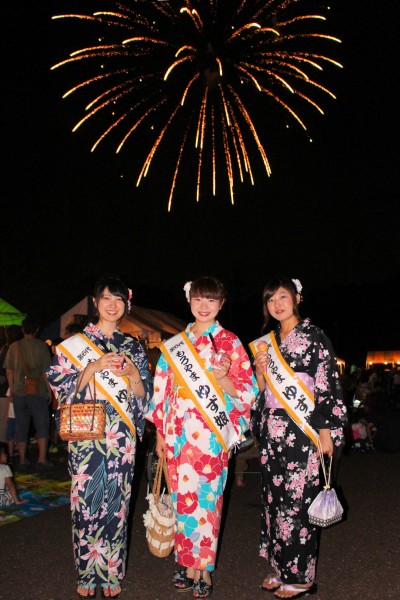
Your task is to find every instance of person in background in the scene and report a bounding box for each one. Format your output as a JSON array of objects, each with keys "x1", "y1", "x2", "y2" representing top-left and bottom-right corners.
[
  {"x1": 4, "y1": 318, "x2": 52, "y2": 470},
  {"x1": 234, "y1": 441, "x2": 260, "y2": 488},
  {"x1": 1, "y1": 326, "x2": 24, "y2": 461},
  {"x1": 64, "y1": 322, "x2": 86, "y2": 338},
  {"x1": 146, "y1": 276, "x2": 257, "y2": 599},
  {"x1": 47, "y1": 276, "x2": 152, "y2": 599},
  {"x1": 251, "y1": 278, "x2": 347, "y2": 599},
  {"x1": 0, "y1": 442, "x2": 28, "y2": 506}
]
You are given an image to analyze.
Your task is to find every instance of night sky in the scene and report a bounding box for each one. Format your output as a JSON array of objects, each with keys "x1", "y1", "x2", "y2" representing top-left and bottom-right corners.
[{"x1": 1, "y1": 0, "x2": 399, "y2": 364}]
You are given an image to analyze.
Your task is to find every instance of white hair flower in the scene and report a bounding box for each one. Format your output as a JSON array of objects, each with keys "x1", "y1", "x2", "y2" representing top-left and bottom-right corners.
[
  {"x1": 291, "y1": 278, "x2": 303, "y2": 294},
  {"x1": 183, "y1": 281, "x2": 192, "y2": 302}
]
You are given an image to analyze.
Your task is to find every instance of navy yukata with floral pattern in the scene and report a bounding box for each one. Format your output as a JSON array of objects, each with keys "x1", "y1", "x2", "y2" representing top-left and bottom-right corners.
[
  {"x1": 257, "y1": 318, "x2": 347, "y2": 585},
  {"x1": 47, "y1": 325, "x2": 153, "y2": 589}
]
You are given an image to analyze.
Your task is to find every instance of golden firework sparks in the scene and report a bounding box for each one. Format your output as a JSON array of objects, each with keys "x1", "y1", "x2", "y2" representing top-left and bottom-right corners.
[{"x1": 52, "y1": 0, "x2": 342, "y2": 210}]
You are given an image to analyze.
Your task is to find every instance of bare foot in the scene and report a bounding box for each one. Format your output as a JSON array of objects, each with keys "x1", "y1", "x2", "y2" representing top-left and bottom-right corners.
[
  {"x1": 102, "y1": 585, "x2": 121, "y2": 597},
  {"x1": 77, "y1": 585, "x2": 95, "y2": 598},
  {"x1": 194, "y1": 570, "x2": 212, "y2": 586}
]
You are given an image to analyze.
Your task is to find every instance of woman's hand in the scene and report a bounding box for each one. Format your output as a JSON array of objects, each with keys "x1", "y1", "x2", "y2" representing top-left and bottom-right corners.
[
  {"x1": 155, "y1": 431, "x2": 166, "y2": 457},
  {"x1": 112, "y1": 353, "x2": 137, "y2": 377},
  {"x1": 254, "y1": 351, "x2": 269, "y2": 377},
  {"x1": 212, "y1": 355, "x2": 231, "y2": 381},
  {"x1": 113, "y1": 354, "x2": 145, "y2": 396},
  {"x1": 94, "y1": 352, "x2": 121, "y2": 373},
  {"x1": 319, "y1": 428, "x2": 334, "y2": 457}
]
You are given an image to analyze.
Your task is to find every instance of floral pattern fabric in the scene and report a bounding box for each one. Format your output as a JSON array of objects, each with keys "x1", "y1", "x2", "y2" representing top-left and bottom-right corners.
[
  {"x1": 146, "y1": 321, "x2": 257, "y2": 572},
  {"x1": 46, "y1": 325, "x2": 152, "y2": 588},
  {"x1": 258, "y1": 318, "x2": 347, "y2": 584}
]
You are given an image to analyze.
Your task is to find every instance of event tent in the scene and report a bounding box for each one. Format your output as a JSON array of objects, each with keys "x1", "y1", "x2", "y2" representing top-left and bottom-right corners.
[
  {"x1": 0, "y1": 297, "x2": 26, "y2": 326},
  {"x1": 41, "y1": 296, "x2": 95, "y2": 342},
  {"x1": 120, "y1": 305, "x2": 186, "y2": 348},
  {"x1": 366, "y1": 350, "x2": 400, "y2": 369},
  {"x1": 41, "y1": 296, "x2": 185, "y2": 348}
]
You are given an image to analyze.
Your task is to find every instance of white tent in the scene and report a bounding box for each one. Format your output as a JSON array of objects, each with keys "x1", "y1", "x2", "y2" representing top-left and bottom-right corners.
[
  {"x1": 120, "y1": 306, "x2": 186, "y2": 348},
  {"x1": 41, "y1": 297, "x2": 185, "y2": 348}
]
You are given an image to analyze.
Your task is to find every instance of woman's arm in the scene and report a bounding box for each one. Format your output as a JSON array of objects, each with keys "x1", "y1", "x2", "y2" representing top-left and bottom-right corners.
[
  {"x1": 145, "y1": 354, "x2": 170, "y2": 434},
  {"x1": 214, "y1": 332, "x2": 258, "y2": 430},
  {"x1": 155, "y1": 429, "x2": 166, "y2": 457},
  {"x1": 308, "y1": 329, "x2": 348, "y2": 448},
  {"x1": 319, "y1": 428, "x2": 334, "y2": 457}
]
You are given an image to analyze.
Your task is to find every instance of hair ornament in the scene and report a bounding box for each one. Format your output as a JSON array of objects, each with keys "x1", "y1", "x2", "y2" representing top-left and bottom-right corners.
[
  {"x1": 183, "y1": 281, "x2": 192, "y2": 302},
  {"x1": 127, "y1": 288, "x2": 133, "y2": 312},
  {"x1": 291, "y1": 278, "x2": 303, "y2": 295}
]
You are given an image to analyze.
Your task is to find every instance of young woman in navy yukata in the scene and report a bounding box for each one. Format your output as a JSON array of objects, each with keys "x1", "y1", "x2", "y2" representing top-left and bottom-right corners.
[
  {"x1": 251, "y1": 278, "x2": 347, "y2": 599},
  {"x1": 47, "y1": 277, "x2": 152, "y2": 599}
]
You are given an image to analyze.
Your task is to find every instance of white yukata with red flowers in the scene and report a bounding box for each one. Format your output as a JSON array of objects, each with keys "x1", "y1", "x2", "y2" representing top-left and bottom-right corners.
[{"x1": 146, "y1": 321, "x2": 257, "y2": 572}]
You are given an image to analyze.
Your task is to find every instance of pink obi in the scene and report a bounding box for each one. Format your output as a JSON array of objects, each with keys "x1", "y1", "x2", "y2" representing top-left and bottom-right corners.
[{"x1": 265, "y1": 372, "x2": 315, "y2": 408}]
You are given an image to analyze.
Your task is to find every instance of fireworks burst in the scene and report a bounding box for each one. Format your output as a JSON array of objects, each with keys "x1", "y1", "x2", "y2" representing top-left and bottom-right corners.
[{"x1": 51, "y1": 0, "x2": 342, "y2": 210}]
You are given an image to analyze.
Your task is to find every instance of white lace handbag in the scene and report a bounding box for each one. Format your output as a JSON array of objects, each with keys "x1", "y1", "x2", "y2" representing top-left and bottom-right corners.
[{"x1": 308, "y1": 447, "x2": 344, "y2": 528}]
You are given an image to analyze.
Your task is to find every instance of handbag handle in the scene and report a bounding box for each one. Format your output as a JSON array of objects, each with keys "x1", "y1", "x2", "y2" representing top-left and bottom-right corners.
[
  {"x1": 68, "y1": 367, "x2": 97, "y2": 435},
  {"x1": 152, "y1": 451, "x2": 171, "y2": 501},
  {"x1": 317, "y1": 440, "x2": 333, "y2": 490}
]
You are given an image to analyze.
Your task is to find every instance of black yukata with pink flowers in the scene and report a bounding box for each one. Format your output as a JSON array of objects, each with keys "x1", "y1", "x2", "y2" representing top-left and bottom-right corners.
[{"x1": 258, "y1": 318, "x2": 347, "y2": 584}]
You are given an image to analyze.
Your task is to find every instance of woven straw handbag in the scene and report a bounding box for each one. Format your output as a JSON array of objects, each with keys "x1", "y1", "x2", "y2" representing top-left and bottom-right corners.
[
  {"x1": 143, "y1": 450, "x2": 175, "y2": 557},
  {"x1": 59, "y1": 368, "x2": 106, "y2": 442}
]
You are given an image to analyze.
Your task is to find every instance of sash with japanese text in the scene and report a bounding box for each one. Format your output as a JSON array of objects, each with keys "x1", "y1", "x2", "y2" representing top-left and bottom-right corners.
[
  {"x1": 161, "y1": 332, "x2": 239, "y2": 452},
  {"x1": 249, "y1": 333, "x2": 319, "y2": 446},
  {"x1": 57, "y1": 333, "x2": 136, "y2": 437}
]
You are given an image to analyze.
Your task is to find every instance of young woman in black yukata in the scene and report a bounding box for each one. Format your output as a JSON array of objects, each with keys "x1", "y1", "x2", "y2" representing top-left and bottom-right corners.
[{"x1": 251, "y1": 278, "x2": 347, "y2": 599}]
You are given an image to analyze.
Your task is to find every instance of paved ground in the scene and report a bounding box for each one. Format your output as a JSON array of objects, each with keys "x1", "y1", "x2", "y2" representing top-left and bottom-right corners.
[{"x1": 1, "y1": 446, "x2": 399, "y2": 600}]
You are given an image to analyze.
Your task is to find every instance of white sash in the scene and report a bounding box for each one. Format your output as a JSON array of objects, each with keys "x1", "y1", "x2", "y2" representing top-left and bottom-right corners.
[
  {"x1": 161, "y1": 332, "x2": 240, "y2": 452},
  {"x1": 250, "y1": 332, "x2": 319, "y2": 446},
  {"x1": 58, "y1": 333, "x2": 136, "y2": 436}
]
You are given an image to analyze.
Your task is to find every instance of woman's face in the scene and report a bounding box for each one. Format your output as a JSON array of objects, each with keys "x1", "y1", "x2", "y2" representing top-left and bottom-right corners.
[
  {"x1": 190, "y1": 295, "x2": 222, "y2": 328},
  {"x1": 95, "y1": 288, "x2": 125, "y2": 324},
  {"x1": 266, "y1": 286, "x2": 297, "y2": 322}
]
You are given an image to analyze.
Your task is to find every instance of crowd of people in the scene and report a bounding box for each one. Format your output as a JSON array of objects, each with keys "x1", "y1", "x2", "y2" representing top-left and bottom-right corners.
[
  {"x1": 340, "y1": 363, "x2": 400, "y2": 454},
  {"x1": 1, "y1": 274, "x2": 396, "y2": 599}
]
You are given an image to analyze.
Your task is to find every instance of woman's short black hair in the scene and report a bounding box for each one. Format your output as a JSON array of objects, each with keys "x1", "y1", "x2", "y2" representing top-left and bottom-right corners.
[
  {"x1": 262, "y1": 277, "x2": 301, "y2": 329},
  {"x1": 189, "y1": 277, "x2": 226, "y2": 302},
  {"x1": 93, "y1": 276, "x2": 129, "y2": 320}
]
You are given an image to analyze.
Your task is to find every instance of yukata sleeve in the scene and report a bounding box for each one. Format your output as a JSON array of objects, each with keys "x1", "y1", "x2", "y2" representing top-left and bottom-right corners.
[
  {"x1": 45, "y1": 351, "x2": 84, "y2": 406},
  {"x1": 145, "y1": 353, "x2": 172, "y2": 437},
  {"x1": 128, "y1": 339, "x2": 153, "y2": 402},
  {"x1": 126, "y1": 339, "x2": 154, "y2": 438},
  {"x1": 225, "y1": 335, "x2": 258, "y2": 433},
  {"x1": 309, "y1": 331, "x2": 348, "y2": 437}
]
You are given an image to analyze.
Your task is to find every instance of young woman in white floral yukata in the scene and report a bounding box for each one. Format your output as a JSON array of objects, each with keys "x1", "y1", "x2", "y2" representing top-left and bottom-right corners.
[
  {"x1": 146, "y1": 277, "x2": 257, "y2": 599},
  {"x1": 252, "y1": 278, "x2": 347, "y2": 599}
]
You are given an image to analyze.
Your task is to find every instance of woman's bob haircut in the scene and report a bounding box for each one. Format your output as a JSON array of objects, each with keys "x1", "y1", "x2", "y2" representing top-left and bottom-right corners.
[
  {"x1": 93, "y1": 276, "x2": 129, "y2": 320},
  {"x1": 189, "y1": 277, "x2": 226, "y2": 302},
  {"x1": 262, "y1": 277, "x2": 301, "y2": 329}
]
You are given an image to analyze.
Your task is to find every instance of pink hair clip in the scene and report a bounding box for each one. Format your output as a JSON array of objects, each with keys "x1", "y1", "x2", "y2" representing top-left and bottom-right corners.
[{"x1": 127, "y1": 288, "x2": 133, "y2": 311}]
